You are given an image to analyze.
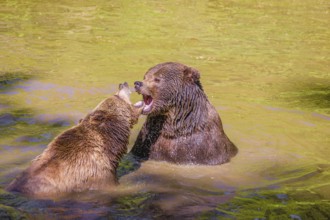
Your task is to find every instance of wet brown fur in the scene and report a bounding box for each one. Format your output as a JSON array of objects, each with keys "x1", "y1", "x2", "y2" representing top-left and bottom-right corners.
[
  {"x1": 6, "y1": 92, "x2": 141, "y2": 198},
  {"x1": 131, "y1": 62, "x2": 238, "y2": 165}
]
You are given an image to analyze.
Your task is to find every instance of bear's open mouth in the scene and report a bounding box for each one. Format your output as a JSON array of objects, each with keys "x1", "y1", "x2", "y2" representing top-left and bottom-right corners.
[{"x1": 134, "y1": 94, "x2": 153, "y2": 114}]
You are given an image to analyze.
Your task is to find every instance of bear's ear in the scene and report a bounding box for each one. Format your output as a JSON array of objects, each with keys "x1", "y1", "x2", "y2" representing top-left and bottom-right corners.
[
  {"x1": 183, "y1": 66, "x2": 200, "y2": 82},
  {"x1": 183, "y1": 66, "x2": 203, "y2": 90}
]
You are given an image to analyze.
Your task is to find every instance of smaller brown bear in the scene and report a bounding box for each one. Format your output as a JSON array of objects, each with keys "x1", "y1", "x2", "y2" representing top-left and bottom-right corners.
[{"x1": 6, "y1": 83, "x2": 142, "y2": 198}]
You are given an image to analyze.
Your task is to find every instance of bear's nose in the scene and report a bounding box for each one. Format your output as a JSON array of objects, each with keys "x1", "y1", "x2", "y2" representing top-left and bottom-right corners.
[{"x1": 134, "y1": 81, "x2": 143, "y2": 87}]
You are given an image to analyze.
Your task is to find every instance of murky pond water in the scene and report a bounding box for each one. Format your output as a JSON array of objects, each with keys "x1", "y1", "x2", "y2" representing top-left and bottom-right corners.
[{"x1": 1, "y1": 0, "x2": 329, "y2": 219}]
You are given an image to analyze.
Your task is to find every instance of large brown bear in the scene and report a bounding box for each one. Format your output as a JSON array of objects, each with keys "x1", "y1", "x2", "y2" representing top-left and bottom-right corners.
[
  {"x1": 6, "y1": 83, "x2": 142, "y2": 198},
  {"x1": 131, "y1": 62, "x2": 238, "y2": 165}
]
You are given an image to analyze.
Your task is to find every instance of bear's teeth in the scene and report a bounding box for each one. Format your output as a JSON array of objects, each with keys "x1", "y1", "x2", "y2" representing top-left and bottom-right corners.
[
  {"x1": 134, "y1": 101, "x2": 144, "y2": 108},
  {"x1": 143, "y1": 102, "x2": 153, "y2": 113}
]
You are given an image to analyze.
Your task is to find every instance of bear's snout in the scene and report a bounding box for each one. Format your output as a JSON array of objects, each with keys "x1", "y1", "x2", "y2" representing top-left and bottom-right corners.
[{"x1": 134, "y1": 81, "x2": 143, "y2": 92}]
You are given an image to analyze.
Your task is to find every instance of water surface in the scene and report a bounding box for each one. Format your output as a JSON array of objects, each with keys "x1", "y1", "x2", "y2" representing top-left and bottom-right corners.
[{"x1": 1, "y1": 0, "x2": 329, "y2": 219}]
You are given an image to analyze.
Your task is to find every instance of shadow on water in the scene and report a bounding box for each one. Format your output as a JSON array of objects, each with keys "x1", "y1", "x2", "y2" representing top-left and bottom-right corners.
[
  {"x1": 0, "y1": 72, "x2": 32, "y2": 94},
  {"x1": 0, "y1": 72, "x2": 74, "y2": 153},
  {"x1": 278, "y1": 79, "x2": 330, "y2": 115},
  {"x1": 0, "y1": 72, "x2": 77, "y2": 124}
]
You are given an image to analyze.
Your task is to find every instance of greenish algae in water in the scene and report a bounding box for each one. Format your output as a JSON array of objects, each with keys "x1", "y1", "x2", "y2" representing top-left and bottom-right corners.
[
  {"x1": 198, "y1": 190, "x2": 330, "y2": 220},
  {"x1": 0, "y1": 204, "x2": 28, "y2": 220},
  {"x1": 0, "y1": 189, "x2": 29, "y2": 220}
]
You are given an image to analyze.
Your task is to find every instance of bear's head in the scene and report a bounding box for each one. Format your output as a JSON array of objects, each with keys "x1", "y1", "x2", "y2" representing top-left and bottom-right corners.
[
  {"x1": 134, "y1": 62, "x2": 205, "y2": 115},
  {"x1": 84, "y1": 82, "x2": 142, "y2": 128}
]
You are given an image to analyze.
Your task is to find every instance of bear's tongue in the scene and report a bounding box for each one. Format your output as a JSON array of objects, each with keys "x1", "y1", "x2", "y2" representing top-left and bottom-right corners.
[{"x1": 143, "y1": 95, "x2": 153, "y2": 105}]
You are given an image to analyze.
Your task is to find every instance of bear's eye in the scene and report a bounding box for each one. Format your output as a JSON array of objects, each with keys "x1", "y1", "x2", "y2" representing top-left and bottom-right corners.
[{"x1": 154, "y1": 78, "x2": 160, "y2": 83}]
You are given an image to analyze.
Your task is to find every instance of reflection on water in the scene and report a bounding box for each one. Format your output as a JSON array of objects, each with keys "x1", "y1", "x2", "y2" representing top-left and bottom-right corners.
[{"x1": 1, "y1": 0, "x2": 329, "y2": 219}]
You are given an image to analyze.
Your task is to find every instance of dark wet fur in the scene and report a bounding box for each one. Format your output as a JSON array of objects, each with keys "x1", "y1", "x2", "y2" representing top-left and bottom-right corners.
[{"x1": 131, "y1": 62, "x2": 238, "y2": 165}]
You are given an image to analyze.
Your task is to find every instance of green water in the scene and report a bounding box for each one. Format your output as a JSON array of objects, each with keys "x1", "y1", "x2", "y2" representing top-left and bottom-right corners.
[{"x1": 1, "y1": 0, "x2": 329, "y2": 219}]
